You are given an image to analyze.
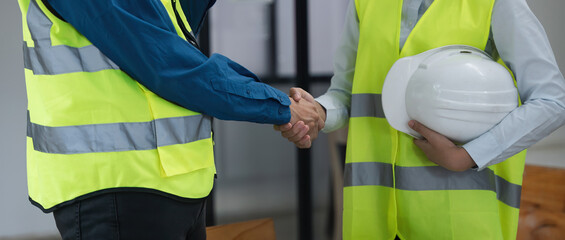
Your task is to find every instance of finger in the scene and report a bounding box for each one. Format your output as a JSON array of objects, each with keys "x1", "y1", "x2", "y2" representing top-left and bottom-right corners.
[
  {"x1": 293, "y1": 87, "x2": 316, "y2": 102},
  {"x1": 296, "y1": 135, "x2": 312, "y2": 149},
  {"x1": 281, "y1": 121, "x2": 306, "y2": 139},
  {"x1": 289, "y1": 88, "x2": 303, "y2": 102},
  {"x1": 409, "y1": 120, "x2": 436, "y2": 140},
  {"x1": 412, "y1": 138, "x2": 430, "y2": 151},
  {"x1": 307, "y1": 128, "x2": 318, "y2": 141},
  {"x1": 273, "y1": 123, "x2": 292, "y2": 132},
  {"x1": 281, "y1": 123, "x2": 293, "y2": 131},
  {"x1": 288, "y1": 124, "x2": 310, "y2": 142},
  {"x1": 281, "y1": 121, "x2": 305, "y2": 138},
  {"x1": 317, "y1": 118, "x2": 325, "y2": 131}
]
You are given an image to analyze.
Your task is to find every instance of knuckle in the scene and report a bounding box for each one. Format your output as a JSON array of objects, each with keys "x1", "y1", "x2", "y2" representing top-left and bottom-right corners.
[{"x1": 281, "y1": 130, "x2": 289, "y2": 136}]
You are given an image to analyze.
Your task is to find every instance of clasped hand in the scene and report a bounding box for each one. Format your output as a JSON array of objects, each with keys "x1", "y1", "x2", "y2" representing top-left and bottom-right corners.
[
  {"x1": 409, "y1": 120, "x2": 477, "y2": 171},
  {"x1": 273, "y1": 88, "x2": 326, "y2": 148}
]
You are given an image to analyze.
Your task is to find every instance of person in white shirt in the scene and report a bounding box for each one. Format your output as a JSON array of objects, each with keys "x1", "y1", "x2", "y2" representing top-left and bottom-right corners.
[{"x1": 275, "y1": 0, "x2": 565, "y2": 239}]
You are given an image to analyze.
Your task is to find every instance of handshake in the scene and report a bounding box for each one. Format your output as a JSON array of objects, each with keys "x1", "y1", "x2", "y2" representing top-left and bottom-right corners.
[{"x1": 273, "y1": 87, "x2": 326, "y2": 148}]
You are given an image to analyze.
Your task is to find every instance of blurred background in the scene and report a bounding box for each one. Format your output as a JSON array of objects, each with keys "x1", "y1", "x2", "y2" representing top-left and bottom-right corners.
[{"x1": 1, "y1": 0, "x2": 564, "y2": 239}]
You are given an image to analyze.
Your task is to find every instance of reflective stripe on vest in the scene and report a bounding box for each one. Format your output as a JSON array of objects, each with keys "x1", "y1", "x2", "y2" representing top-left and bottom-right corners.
[
  {"x1": 350, "y1": 93, "x2": 384, "y2": 118},
  {"x1": 27, "y1": 111, "x2": 211, "y2": 154},
  {"x1": 20, "y1": 0, "x2": 215, "y2": 212},
  {"x1": 346, "y1": 0, "x2": 526, "y2": 239},
  {"x1": 23, "y1": 42, "x2": 120, "y2": 75},
  {"x1": 343, "y1": 162, "x2": 521, "y2": 208},
  {"x1": 23, "y1": 0, "x2": 119, "y2": 75}
]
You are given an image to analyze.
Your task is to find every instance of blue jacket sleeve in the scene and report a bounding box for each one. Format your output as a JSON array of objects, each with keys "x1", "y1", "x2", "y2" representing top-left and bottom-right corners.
[{"x1": 46, "y1": 0, "x2": 291, "y2": 125}]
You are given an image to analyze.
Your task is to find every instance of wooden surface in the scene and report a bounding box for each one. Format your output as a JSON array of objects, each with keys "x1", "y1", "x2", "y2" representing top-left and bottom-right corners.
[
  {"x1": 206, "y1": 218, "x2": 276, "y2": 240},
  {"x1": 517, "y1": 165, "x2": 565, "y2": 240}
]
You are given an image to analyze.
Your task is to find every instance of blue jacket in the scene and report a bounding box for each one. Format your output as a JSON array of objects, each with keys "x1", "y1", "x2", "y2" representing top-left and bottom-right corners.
[{"x1": 45, "y1": 0, "x2": 291, "y2": 124}]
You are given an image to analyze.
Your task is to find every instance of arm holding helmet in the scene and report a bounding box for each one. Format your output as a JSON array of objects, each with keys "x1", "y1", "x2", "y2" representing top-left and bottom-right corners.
[
  {"x1": 406, "y1": 0, "x2": 565, "y2": 171},
  {"x1": 460, "y1": 0, "x2": 565, "y2": 170}
]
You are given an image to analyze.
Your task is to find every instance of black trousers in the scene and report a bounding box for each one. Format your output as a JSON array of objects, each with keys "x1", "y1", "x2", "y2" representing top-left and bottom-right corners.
[{"x1": 53, "y1": 191, "x2": 207, "y2": 240}]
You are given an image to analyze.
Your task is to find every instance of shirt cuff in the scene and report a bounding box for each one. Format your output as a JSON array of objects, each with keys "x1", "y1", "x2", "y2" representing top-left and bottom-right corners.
[
  {"x1": 277, "y1": 96, "x2": 291, "y2": 124},
  {"x1": 262, "y1": 88, "x2": 291, "y2": 125},
  {"x1": 316, "y1": 94, "x2": 348, "y2": 133},
  {"x1": 462, "y1": 132, "x2": 501, "y2": 171}
]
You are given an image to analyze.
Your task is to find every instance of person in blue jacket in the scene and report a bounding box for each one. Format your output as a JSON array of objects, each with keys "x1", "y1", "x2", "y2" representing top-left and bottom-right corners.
[{"x1": 19, "y1": 0, "x2": 324, "y2": 239}]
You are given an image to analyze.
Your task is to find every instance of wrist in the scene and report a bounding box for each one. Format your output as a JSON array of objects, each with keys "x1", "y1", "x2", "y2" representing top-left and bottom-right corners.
[
  {"x1": 315, "y1": 101, "x2": 327, "y2": 123},
  {"x1": 457, "y1": 147, "x2": 477, "y2": 170}
]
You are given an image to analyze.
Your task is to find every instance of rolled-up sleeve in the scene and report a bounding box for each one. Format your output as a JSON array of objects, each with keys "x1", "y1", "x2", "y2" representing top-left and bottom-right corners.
[{"x1": 46, "y1": 0, "x2": 291, "y2": 125}]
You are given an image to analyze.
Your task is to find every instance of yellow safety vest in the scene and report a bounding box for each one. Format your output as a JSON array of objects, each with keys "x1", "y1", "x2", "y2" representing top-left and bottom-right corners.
[
  {"x1": 18, "y1": 0, "x2": 215, "y2": 212},
  {"x1": 345, "y1": 0, "x2": 526, "y2": 239}
]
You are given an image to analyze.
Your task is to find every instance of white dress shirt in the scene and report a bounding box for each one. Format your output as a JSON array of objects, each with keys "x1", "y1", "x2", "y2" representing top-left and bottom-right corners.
[{"x1": 316, "y1": 0, "x2": 565, "y2": 170}]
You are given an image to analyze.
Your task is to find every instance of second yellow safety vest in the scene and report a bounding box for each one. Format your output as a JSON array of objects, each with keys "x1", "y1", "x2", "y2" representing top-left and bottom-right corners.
[{"x1": 345, "y1": 0, "x2": 526, "y2": 239}]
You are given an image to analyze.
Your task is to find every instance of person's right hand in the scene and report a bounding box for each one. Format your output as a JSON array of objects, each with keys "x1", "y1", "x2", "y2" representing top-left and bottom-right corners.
[
  {"x1": 409, "y1": 120, "x2": 476, "y2": 171},
  {"x1": 274, "y1": 88, "x2": 326, "y2": 148}
]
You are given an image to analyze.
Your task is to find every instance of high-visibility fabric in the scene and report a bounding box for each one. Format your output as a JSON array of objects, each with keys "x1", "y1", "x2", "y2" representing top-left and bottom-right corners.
[
  {"x1": 19, "y1": 0, "x2": 215, "y2": 212},
  {"x1": 346, "y1": 0, "x2": 526, "y2": 239}
]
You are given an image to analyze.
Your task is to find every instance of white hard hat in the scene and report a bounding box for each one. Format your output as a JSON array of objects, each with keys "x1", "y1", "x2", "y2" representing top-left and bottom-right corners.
[{"x1": 382, "y1": 45, "x2": 518, "y2": 143}]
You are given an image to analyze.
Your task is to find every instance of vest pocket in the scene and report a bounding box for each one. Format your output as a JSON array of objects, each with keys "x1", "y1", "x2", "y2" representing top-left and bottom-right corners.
[
  {"x1": 153, "y1": 115, "x2": 214, "y2": 177},
  {"x1": 157, "y1": 137, "x2": 215, "y2": 177}
]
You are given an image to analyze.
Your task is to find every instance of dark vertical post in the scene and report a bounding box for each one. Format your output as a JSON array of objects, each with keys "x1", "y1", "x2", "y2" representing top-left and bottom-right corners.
[
  {"x1": 199, "y1": 14, "x2": 211, "y2": 58},
  {"x1": 198, "y1": 13, "x2": 215, "y2": 227},
  {"x1": 294, "y1": 0, "x2": 313, "y2": 240}
]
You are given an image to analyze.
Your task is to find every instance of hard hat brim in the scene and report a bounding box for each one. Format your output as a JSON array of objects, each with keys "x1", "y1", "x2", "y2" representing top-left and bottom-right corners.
[{"x1": 382, "y1": 54, "x2": 423, "y2": 139}]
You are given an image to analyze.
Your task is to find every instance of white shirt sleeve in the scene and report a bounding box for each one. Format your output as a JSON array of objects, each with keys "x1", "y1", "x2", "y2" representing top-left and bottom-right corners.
[
  {"x1": 463, "y1": 0, "x2": 565, "y2": 170},
  {"x1": 315, "y1": 0, "x2": 358, "y2": 133}
]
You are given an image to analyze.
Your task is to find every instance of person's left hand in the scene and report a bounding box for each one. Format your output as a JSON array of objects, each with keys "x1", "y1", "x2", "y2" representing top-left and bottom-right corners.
[{"x1": 408, "y1": 120, "x2": 477, "y2": 172}]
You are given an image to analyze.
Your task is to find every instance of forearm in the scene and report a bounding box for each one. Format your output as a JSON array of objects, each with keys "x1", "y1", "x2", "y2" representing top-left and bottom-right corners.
[
  {"x1": 464, "y1": 99, "x2": 565, "y2": 170},
  {"x1": 315, "y1": 0, "x2": 357, "y2": 132}
]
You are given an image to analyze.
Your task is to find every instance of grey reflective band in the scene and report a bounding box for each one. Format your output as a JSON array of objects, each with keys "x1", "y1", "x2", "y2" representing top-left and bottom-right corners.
[
  {"x1": 395, "y1": 166, "x2": 522, "y2": 208},
  {"x1": 344, "y1": 162, "x2": 394, "y2": 188},
  {"x1": 344, "y1": 162, "x2": 521, "y2": 208},
  {"x1": 23, "y1": 42, "x2": 120, "y2": 75},
  {"x1": 350, "y1": 94, "x2": 385, "y2": 118},
  {"x1": 154, "y1": 115, "x2": 212, "y2": 147},
  {"x1": 27, "y1": 112, "x2": 212, "y2": 154},
  {"x1": 27, "y1": 0, "x2": 52, "y2": 47},
  {"x1": 24, "y1": 0, "x2": 119, "y2": 75}
]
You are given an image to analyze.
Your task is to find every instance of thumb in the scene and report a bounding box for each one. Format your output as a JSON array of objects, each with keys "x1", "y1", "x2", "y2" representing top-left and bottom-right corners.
[
  {"x1": 289, "y1": 88, "x2": 303, "y2": 102},
  {"x1": 409, "y1": 120, "x2": 436, "y2": 140}
]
